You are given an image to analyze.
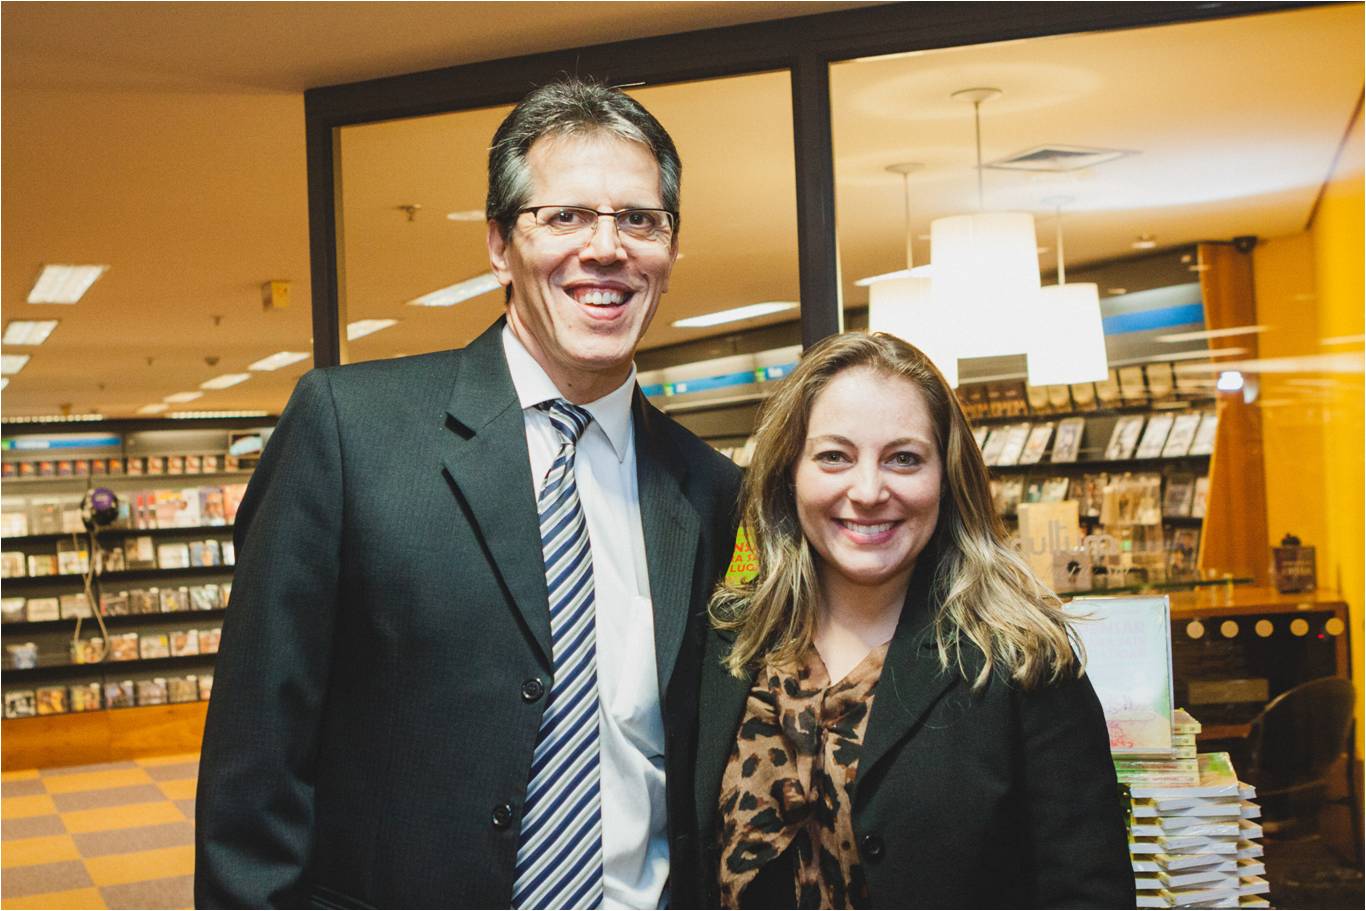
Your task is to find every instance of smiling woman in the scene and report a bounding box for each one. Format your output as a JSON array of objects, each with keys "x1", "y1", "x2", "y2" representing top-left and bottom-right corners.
[{"x1": 696, "y1": 331, "x2": 1134, "y2": 909}]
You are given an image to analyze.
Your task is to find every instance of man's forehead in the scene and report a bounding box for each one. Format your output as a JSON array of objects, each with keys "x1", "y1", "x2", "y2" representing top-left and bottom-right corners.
[{"x1": 524, "y1": 130, "x2": 663, "y2": 201}]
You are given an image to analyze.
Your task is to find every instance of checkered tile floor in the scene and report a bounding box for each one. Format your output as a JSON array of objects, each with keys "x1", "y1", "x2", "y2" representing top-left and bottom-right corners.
[{"x1": 1, "y1": 754, "x2": 197, "y2": 909}]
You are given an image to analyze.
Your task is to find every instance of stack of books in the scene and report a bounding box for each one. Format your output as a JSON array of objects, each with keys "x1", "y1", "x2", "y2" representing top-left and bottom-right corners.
[{"x1": 1126, "y1": 744, "x2": 1270, "y2": 908}]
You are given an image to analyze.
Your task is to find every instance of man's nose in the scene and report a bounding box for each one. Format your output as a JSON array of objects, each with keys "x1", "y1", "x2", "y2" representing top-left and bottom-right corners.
[{"x1": 580, "y1": 215, "x2": 627, "y2": 263}]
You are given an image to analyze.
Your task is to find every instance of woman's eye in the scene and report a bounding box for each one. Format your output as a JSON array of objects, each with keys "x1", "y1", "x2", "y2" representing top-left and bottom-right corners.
[
  {"x1": 890, "y1": 451, "x2": 921, "y2": 467},
  {"x1": 814, "y1": 450, "x2": 849, "y2": 465}
]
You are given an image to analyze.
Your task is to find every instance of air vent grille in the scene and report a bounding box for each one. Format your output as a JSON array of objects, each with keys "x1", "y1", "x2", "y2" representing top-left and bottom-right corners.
[{"x1": 986, "y1": 144, "x2": 1134, "y2": 172}]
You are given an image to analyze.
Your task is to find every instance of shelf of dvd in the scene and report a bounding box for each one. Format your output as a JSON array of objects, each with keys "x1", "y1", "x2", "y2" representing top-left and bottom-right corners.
[{"x1": 0, "y1": 421, "x2": 268, "y2": 766}]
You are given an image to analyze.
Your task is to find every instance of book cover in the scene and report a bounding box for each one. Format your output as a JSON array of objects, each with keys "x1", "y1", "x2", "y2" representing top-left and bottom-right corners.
[
  {"x1": 4, "y1": 689, "x2": 37, "y2": 718},
  {"x1": 104, "y1": 680, "x2": 135, "y2": 708},
  {"x1": 1, "y1": 511, "x2": 29, "y2": 537},
  {"x1": 979, "y1": 427, "x2": 1009, "y2": 466},
  {"x1": 185, "y1": 455, "x2": 203, "y2": 474},
  {"x1": 147, "y1": 456, "x2": 166, "y2": 476},
  {"x1": 200, "y1": 487, "x2": 228, "y2": 525},
  {"x1": 69, "y1": 682, "x2": 103, "y2": 712},
  {"x1": 1105, "y1": 415, "x2": 1146, "y2": 461},
  {"x1": 995, "y1": 423, "x2": 1033, "y2": 467},
  {"x1": 1191, "y1": 477, "x2": 1210, "y2": 518},
  {"x1": 203, "y1": 454, "x2": 222, "y2": 472},
  {"x1": 1018, "y1": 423, "x2": 1054, "y2": 466},
  {"x1": 1025, "y1": 384, "x2": 1050, "y2": 413},
  {"x1": 1130, "y1": 753, "x2": 1241, "y2": 799},
  {"x1": 59, "y1": 593, "x2": 92, "y2": 620},
  {"x1": 129, "y1": 588, "x2": 158, "y2": 615},
  {"x1": 156, "y1": 542, "x2": 191, "y2": 569},
  {"x1": 5, "y1": 641, "x2": 39, "y2": 670},
  {"x1": 1162, "y1": 413, "x2": 1201, "y2": 458},
  {"x1": 167, "y1": 675, "x2": 199, "y2": 703},
  {"x1": 139, "y1": 633, "x2": 171, "y2": 659},
  {"x1": 1, "y1": 597, "x2": 26, "y2": 623},
  {"x1": 1046, "y1": 384, "x2": 1071, "y2": 411},
  {"x1": 1145, "y1": 363, "x2": 1176, "y2": 401},
  {"x1": 126, "y1": 456, "x2": 145, "y2": 476},
  {"x1": 1118, "y1": 365, "x2": 1149, "y2": 403},
  {"x1": 25, "y1": 597, "x2": 59, "y2": 621},
  {"x1": 199, "y1": 627, "x2": 222, "y2": 653},
  {"x1": 26, "y1": 553, "x2": 59, "y2": 577},
  {"x1": 71, "y1": 637, "x2": 104, "y2": 665},
  {"x1": 223, "y1": 482, "x2": 248, "y2": 522},
  {"x1": 170, "y1": 628, "x2": 200, "y2": 657},
  {"x1": 135, "y1": 678, "x2": 168, "y2": 706},
  {"x1": 159, "y1": 587, "x2": 190, "y2": 614},
  {"x1": 125, "y1": 535, "x2": 158, "y2": 569},
  {"x1": 1136, "y1": 413, "x2": 1175, "y2": 459},
  {"x1": 1163, "y1": 474, "x2": 1196, "y2": 518},
  {"x1": 99, "y1": 546, "x2": 126, "y2": 573},
  {"x1": 198, "y1": 673, "x2": 215, "y2": 701},
  {"x1": 109, "y1": 632, "x2": 140, "y2": 661},
  {"x1": 190, "y1": 584, "x2": 221, "y2": 612},
  {"x1": 36, "y1": 685, "x2": 68, "y2": 715},
  {"x1": 1189, "y1": 413, "x2": 1219, "y2": 456},
  {"x1": 167, "y1": 455, "x2": 185, "y2": 475},
  {"x1": 0, "y1": 551, "x2": 26, "y2": 578}
]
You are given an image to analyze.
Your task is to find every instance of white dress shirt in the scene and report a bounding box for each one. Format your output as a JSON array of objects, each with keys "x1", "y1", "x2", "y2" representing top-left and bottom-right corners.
[{"x1": 502, "y1": 327, "x2": 669, "y2": 909}]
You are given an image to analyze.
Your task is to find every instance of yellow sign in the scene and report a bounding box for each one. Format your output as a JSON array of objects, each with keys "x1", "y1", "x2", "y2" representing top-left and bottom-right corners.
[{"x1": 725, "y1": 526, "x2": 759, "y2": 586}]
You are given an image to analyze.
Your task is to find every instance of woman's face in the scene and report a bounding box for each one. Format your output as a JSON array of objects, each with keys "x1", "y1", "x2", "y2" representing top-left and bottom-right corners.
[{"x1": 793, "y1": 366, "x2": 943, "y2": 596}]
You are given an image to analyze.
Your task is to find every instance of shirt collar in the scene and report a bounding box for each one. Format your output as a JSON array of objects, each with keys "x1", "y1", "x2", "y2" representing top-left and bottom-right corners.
[{"x1": 501, "y1": 324, "x2": 635, "y2": 463}]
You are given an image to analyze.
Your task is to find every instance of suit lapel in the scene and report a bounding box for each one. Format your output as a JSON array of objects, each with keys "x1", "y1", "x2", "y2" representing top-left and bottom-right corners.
[
  {"x1": 856, "y1": 561, "x2": 960, "y2": 794},
  {"x1": 441, "y1": 319, "x2": 552, "y2": 666},
  {"x1": 695, "y1": 627, "x2": 752, "y2": 839},
  {"x1": 633, "y1": 395, "x2": 701, "y2": 694}
]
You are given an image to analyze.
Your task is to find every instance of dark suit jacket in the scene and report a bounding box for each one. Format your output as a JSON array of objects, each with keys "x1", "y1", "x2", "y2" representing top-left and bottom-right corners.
[
  {"x1": 195, "y1": 319, "x2": 742, "y2": 909},
  {"x1": 694, "y1": 564, "x2": 1136, "y2": 909}
]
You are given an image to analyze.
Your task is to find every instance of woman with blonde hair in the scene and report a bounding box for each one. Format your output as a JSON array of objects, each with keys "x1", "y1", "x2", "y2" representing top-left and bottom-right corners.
[{"x1": 694, "y1": 332, "x2": 1133, "y2": 909}]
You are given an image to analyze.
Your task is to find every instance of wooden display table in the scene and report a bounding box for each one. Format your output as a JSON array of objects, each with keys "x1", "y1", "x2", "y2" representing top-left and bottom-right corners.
[{"x1": 1, "y1": 701, "x2": 207, "y2": 771}]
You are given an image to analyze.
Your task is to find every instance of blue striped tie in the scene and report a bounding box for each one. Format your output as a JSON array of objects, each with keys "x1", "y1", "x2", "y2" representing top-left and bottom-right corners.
[{"x1": 513, "y1": 399, "x2": 605, "y2": 910}]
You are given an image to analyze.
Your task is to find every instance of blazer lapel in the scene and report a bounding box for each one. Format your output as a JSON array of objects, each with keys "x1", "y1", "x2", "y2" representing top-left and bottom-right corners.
[
  {"x1": 856, "y1": 561, "x2": 959, "y2": 795},
  {"x1": 633, "y1": 395, "x2": 701, "y2": 694},
  {"x1": 441, "y1": 319, "x2": 552, "y2": 666},
  {"x1": 695, "y1": 627, "x2": 752, "y2": 839}
]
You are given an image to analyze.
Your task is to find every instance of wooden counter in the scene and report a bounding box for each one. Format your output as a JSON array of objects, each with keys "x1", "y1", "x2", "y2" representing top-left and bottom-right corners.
[{"x1": 1, "y1": 701, "x2": 207, "y2": 771}]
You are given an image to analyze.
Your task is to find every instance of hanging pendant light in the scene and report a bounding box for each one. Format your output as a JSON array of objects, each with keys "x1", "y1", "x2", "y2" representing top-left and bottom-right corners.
[
  {"x1": 866, "y1": 163, "x2": 960, "y2": 386},
  {"x1": 930, "y1": 88, "x2": 1041, "y2": 360},
  {"x1": 1027, "y1": 201, "x2": 1109, "y2": 386}
]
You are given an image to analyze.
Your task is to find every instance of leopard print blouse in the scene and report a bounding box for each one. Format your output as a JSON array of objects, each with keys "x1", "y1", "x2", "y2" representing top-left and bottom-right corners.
[{"x1": 716, "y1": 643, "x2": 889, "y2": 909}]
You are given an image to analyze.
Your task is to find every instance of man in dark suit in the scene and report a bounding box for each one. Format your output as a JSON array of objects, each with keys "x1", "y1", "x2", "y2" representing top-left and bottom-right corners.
[{"x1": 195, "y1": 78, "x2": 742, "y2": 909}]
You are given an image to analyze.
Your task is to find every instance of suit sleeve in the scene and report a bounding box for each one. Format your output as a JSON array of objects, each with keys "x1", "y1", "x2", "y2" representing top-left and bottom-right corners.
[
  {"x1": 195, "y1": 369, "x2": 344, "y2": 908},
  {"x1": 1017, "y1": 671, "x2": 1137, "y2": 909}
]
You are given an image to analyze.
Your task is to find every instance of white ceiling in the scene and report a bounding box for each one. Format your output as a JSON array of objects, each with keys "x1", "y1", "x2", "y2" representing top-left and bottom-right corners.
[{"x1": 2, "y1": 2, "x2": 1362, "y2": 419}]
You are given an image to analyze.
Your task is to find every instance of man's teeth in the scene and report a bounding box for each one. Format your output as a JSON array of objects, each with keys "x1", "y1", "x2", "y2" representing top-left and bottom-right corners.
[
  {"x1": 841, "y1": 520, "x2": 894, "y2": 534},
  {"x1": 575, "y1": 288, "x2": 626, "y2": 306}
]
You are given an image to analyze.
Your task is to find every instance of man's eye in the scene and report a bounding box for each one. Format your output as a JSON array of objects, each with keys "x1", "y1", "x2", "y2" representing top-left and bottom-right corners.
[
  {"x1": 553, "y1": 208, "x2": 588, "y2": 225},
  {"x1": 622, "y1": 211, "x2": 655, "y2": 229}
]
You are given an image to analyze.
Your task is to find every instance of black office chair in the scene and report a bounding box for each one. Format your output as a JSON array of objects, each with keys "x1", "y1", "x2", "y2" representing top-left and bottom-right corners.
[{"x1": 1241, "y1": 675, "x2": 1360, "y2": 857}]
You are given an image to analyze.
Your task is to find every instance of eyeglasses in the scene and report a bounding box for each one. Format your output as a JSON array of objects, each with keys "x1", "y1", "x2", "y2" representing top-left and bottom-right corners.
[{"x1": 517, "y1": 206, "x2": 677, "y2": 245}]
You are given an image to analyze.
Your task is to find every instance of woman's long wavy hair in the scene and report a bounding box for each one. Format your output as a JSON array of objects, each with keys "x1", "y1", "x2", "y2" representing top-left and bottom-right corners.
[{"x1": 709, "y1": 332, "x2": 1081, "y2": 690}]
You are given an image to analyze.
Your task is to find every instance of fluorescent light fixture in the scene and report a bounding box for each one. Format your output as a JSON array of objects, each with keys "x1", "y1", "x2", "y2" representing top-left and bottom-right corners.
[
  {"x1": 1, "y1": 354, "x2": 31, "y2": 375},
  {"x1": 671, "y1": 301, "x2": 799, "y2": 329},
  {"x1": 446, "y1": 209, "x2": 485, "y2": 222},
  {"x1": 136, "y1": 403, "x2": 169, "y2": 415},
  {"x1": 1321, "y1": 334, "x2": 1365, "y2": 346},
  {"x1": 4, "y1": 413, "x2": 104, "y2": 423},
  {"x1": 169, "y1": 409, "x2": 269, "y2": 419},
  {"x1": 163, "y1": 391, "x2": 204, "y2": 403},
  {"x1": 347, "y1": 318, "x2": 398, "y2": 341},
  {"x1": 27, "y1": 264, "x2": 109, "y2": 304},
  {"x1": 3, "y1": 320, "x2": 60, "y2": 345},
  {"x1": 854, "y1": 265, "x2": 934, "y2": 287},
  {"x1": 407, "y1": 272, "x2": 502, "y2": 307},
  {"x1": 1132, "y1": 235, "x2": 1157, "y2": 250},
  {"x1": 248, "y1": 351, "x2": 310, "y2": 372},
  {"x1": 1156, "y1": 325, "x2": 1268, "y2": 344},
  {"x1": 1217, "y1": 370, "x2": 1244, "y2": 392},
  {"x1": 200, "y1": 373, "x2": 251, "y2": 390}
]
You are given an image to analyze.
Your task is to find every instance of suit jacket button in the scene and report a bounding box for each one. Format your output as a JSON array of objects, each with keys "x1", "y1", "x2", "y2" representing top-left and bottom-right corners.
[
  {"x1": 859, "y1": 833, "x2": 884, "y2": 860},
  {"x1": 521, "y1": 678, "x2": 545, "y2": 702},
  {"x1": 492, "y1": 803, "x2": 514, "y2": 829}
]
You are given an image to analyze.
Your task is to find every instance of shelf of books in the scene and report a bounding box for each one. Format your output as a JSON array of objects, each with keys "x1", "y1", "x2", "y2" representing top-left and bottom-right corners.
[{"x1": 0, "y1": 422, "x2": 268, "y2": 769}]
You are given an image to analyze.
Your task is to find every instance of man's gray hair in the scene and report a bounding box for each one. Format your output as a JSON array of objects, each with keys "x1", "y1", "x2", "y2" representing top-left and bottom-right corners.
[{"x1": 486, "y1": 77, "x2": 682, "y2": 239}]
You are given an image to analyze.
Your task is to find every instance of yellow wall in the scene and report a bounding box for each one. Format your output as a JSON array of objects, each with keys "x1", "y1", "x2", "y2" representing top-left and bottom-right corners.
[{"x1": 1309, "y1": 100, "x2": 1364, "y2": 751}]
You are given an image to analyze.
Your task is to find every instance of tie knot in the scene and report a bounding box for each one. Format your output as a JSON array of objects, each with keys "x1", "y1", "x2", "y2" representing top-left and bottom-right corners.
[{"x1": 538, "y1": 398, "x2": 593, "y2": 444}]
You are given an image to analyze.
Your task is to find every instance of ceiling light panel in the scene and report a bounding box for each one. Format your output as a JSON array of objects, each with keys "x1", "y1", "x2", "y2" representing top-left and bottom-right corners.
[
  {"x1": 200, "y1": 373, "x2": 251, "y2": 390},
  {"x1": 163, "y1": 391, "x2": 204, "y2": 403},
  {"x1": 3, "y1": 320, "x2": 60, "y2": 345},
  {"x1": 672, "y1": 302, "x2": 799, "y2": 329},
  {"x1": 136, "y1": 403, "x2": 169, "y2": 415},
  {"x1": 407, "y1": 272, "x2": 502, "y2": 307},
  {"x1": 248, "y1": 351, "x2": 310, "y2": 371},
  {"x1": 1, "y1": 354, "x2": 32, "y2": 375},
  {"x1": 346, "y1": 318, "x2": 398, "y2": 341},
  {"x1": 27, "y1": 264, "x2": 109, "y2": 304}
]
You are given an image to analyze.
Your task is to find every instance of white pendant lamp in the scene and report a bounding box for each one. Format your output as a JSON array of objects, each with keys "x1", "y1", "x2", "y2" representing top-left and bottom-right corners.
[
  {"x1": 1026, "y1": 203, "x2": 1110, "y2": 386},
  {"x1": 867, "y1": 163, "x2": 960, "y2": 386},
  {"x1": 929, "y1": 88, "x2": 1041, "y2": 359}
]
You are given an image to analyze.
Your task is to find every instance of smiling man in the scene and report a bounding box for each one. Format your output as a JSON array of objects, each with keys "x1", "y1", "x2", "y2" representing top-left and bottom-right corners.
[{"x1": 195, "y1": 79, "x2": 742, "y2": 909}]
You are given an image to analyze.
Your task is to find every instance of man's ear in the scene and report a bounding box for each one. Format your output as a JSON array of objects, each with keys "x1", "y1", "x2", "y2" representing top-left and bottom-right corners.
[
  {"x1": 487, "y1": 221, "x2": 514, "y2": 288},
  {"x1": 662, "y1": 239, "x2": 680, "y2": 294}
]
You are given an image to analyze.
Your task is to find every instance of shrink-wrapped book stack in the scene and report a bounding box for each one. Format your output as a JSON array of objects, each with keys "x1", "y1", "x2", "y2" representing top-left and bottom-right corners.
[{"x1": 1127, "y1": 742, "x2": 1269, "y2": 908}]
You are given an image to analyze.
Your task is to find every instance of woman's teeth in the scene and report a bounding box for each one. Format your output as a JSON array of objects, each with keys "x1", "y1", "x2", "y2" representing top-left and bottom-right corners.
[{"x1": 839, "y1": 520, "x2": 894, "y2": 534}]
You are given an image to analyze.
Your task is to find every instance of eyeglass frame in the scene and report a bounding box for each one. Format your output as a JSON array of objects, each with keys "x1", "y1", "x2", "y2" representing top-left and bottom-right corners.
[{"x1": 514, "y1": 205, "x2": 679, "y2": 245}]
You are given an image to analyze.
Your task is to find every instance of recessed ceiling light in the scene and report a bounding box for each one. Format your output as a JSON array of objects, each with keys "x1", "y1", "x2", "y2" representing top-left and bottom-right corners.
[
  {"x1": 1132, "y1": 235, "x2": 1157, "y2": 250},
  {"x1": 163, "y1": 391, "x2": 204, "y2": 403},
  {"x1": 407, "y1": 272, "x2": 502, "y2": 307},
  {"x1": 1156, "y1": 325, "x2": 1268, "y2": 344},
  {"x1": 672, "y1": 301, "x2": 799, "y2": 329},
  {"x1": 1106, "y1": 288, "x2": 1128, "y2": 296},
  {"x1": 3, "y1": 320, "x2": 60, "y2": 345},
  {"x1": 445, "y1": 210, "x2": 485, "y2": 222},
  {"x1": 1, "y1": 354, "x2": 31, "y2": 375},
  {"x1": 347, "y1": 318, "x2": 398, "y2": 341},
  {"x1": 200, "y1": 373, "x2": 251, "y2": 390},
  {"x1": 136, "y1": 403, "x2": 169, "y2": 415},
  {"x1": 168, "y1": 409, "x2": 270, "y2": 419},
  {"x1": 1216, "y1": 370, "x2": 1244, "y2": 392},
  {"x1": 27, "y1": 264, "x2": 109, "y2": 304},
  {"x1": 248, "y1": 351, "x2": 310, "y2": 372}
]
